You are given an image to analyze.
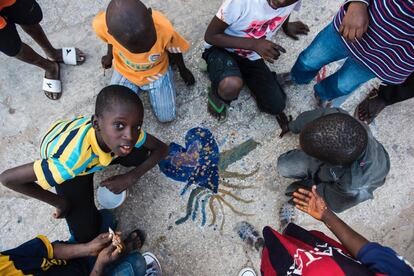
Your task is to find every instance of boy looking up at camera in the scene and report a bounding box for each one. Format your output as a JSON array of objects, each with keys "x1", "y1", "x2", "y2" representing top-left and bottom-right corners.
[{"x1": 0, "y1": 85, "x2": 168, "y2": 243}]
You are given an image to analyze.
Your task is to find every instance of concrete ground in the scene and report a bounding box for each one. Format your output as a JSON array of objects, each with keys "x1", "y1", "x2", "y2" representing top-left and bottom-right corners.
[{"x1": 0, "y1": 0, "x2": 413, "y2": 275}]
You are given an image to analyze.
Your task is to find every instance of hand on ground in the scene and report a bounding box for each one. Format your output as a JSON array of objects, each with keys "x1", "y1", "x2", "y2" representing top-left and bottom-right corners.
[
  {"x1": 179, "y1": 67, "x2": 196, "y2": 85},
  {"x1": 101, "y1": 54, "x2": 113, "y2": 69},
  {"x1": 283, "y1": 21, "x2": 310, "y2": 40},
  {"x1": 339, "y1": 2, "x2": 369, "y2": 41},
  {"x1": 276, "y1": 113, "x2": 292, "y2": 138},
  {"x1": 86, "y1": 233, "x2": 112, "y2": 256},
  {"x1": 292, "y1": 185, "x2": 328, "y2": 221},
  {"x1": 253, "y1": 39, "x2": 286, "y2": 63},
  {"x1": 100, "y1": 173, "x2": 134, "y2": 194}
]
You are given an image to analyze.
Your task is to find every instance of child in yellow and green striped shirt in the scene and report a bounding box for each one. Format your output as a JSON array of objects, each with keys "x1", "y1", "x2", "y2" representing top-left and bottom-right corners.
[{"x1": 0, "y1": 85, "x2": 168, "y2": 243}]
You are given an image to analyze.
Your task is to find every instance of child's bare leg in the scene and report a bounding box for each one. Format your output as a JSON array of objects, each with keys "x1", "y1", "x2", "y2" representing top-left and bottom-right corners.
[
  {"x1": 20, "y1": 23, "x2": 57, "y2": 58},
  {"x1": 20, "y1": 23, "x2": 85, "y2": 63}
]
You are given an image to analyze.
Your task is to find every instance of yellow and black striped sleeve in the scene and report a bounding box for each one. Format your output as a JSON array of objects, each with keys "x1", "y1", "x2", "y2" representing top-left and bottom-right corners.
[{"x1": 33, "y1": 157, "x2": 75, "y2": 190}]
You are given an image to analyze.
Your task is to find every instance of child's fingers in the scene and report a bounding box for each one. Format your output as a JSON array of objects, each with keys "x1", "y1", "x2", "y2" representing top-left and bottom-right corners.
[
  {"x1": 274, "y1": 44, "x2": 286, "y2": 53},
  {"x1": 292, "y1": 191, "x2": 309, "y2": 201},
  {"x1": 297, "y1": 188, "x2": 312, "y2": 197},
  {"x1": 339, "y1": 23, "x2": 344, "y2": 33},
  {"x1": 295, "y1": 204, "x2": 307, "y2": 213},
  {"x1": 293, "y1": 197, "x2": 308, "y2": 207}
]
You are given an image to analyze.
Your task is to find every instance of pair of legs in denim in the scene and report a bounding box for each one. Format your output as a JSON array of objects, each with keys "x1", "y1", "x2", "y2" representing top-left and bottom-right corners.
[
  {"x1": 291, "y1": 22, "x2": 376, "y2": 106},
  {"x1": 111, "y1": 67, "x2": 177, "y2": 123}
]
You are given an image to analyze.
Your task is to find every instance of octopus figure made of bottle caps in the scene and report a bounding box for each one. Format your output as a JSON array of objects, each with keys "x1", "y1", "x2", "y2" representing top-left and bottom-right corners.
[{"x1": 159, "y1": 127, "x2": 259, "y2": 230}]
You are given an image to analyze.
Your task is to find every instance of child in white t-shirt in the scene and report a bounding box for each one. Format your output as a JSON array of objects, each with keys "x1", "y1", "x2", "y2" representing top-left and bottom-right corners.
[{"x1": 203, "y1": 0, "x2": 308, "y2": 136}]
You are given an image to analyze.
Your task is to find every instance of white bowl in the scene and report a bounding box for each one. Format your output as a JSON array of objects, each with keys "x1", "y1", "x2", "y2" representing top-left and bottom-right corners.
[{"x1": 97, "y1": 187, "x2": 126, "y2": 209}]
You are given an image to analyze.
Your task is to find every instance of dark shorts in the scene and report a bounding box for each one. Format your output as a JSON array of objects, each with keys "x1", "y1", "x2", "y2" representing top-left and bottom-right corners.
[
  {"x1": 55, "y1": 146, "x2": 150, "y2": 243},
  {"x1": 0, "y1": 0, "x2": 43, "y2": 56},
  {"x1": 202, "y1": 46, "x2": 286, "y2": 115}
]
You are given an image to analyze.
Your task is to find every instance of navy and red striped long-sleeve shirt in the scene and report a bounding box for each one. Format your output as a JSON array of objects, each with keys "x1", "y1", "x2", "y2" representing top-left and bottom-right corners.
[{"x1": 333, "y1": 0, "x2": 414, "y2": 84}]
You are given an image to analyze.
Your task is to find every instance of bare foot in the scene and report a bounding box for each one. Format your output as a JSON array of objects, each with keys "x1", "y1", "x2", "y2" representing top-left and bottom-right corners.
[
  {"x1": 123, "y1": 229, "x2": 145, "y2": 253},
  {"x1": 207, "y1": 101, "x2": 227, "y2": 121},
  {"x1": 207, "y1": 87, "x2": 228, "y2": 122}
]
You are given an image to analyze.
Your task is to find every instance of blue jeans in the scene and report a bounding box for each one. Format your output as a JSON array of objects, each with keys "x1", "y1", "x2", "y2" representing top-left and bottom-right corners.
[
  {"x1": 111, "y1": 67, "x2": 177, "y2": 123},
  {"x1": 106, "y1": 251, "x2": 147, "y2": 276},
  {"x1": 291, "y1": 22, "x2": 376, "y2": 105}
]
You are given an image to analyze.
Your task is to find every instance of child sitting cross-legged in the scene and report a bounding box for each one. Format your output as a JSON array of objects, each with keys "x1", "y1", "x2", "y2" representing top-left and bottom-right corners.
[
  {"x1": 93, "y1": 0, "x2": 195, "y2": 123},
  {"x1": 0, "y1": 85, "x2": 168, "y2": 243},
  {"x1": 203, "y1": 0, "x2": 309, "y2": 136},
  {"x1": 277, "y1": 108, "x2": 390, "y2": 212}
]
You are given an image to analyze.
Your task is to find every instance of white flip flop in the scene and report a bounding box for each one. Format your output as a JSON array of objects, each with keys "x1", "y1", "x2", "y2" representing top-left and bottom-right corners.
[
  {"x1": 43, "y1": 78, "x2": 62, "y2": 99},
  {"x1": 62, "y1": 47, "x2": 78, "y2": 65},
  {"x1": 238, "y1": 267, "x2": 257, "y2": 276}
]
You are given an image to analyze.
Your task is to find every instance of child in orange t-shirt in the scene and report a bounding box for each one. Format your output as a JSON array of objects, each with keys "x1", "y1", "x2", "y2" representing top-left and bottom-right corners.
[{"x1": 93, "y1": 0, "x2": 195, "y2": 123}]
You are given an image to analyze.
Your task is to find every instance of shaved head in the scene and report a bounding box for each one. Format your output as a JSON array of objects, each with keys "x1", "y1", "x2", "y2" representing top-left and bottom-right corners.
[{"x1": 106, "y1": 0, "x2": 156, "y2": 53}]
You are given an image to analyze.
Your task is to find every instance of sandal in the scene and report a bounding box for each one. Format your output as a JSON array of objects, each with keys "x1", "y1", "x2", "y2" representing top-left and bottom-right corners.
[
  {"x1": 42, "y1": 78, "x2": 61, "y2": 100},
  {"x1": 43, "y1": 60, "x2": 61, "y2": 100},
  {"x1": 123, "y1": 229, "x2": 146, "y2": 253},
  {"x1": 279, "y1": 202, "x2": 296, "y2": 232},
  {"x1": 234, "y1": 221, "x2": 264, "y2": 251},
  {"x1": 208, "y1": 86, "x2": 228, "y2": 122},
  {"x1": 354, "y1": 89, "x2": 386, "y2": 124},
  {"x1": 49, "y1": 47, "x2": 86, "y2": 65}
]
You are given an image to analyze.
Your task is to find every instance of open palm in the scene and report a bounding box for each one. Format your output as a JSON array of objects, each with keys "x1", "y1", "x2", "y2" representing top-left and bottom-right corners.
[{"x1": 292, "y1": 185, "x2": 328, "y2": 221}]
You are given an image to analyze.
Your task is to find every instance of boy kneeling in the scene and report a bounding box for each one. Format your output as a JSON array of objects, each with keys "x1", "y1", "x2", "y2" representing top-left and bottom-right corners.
[
  {"x1": 278, "y1": 108, "x2": 390, "y2": 212},
  {"x1": 94, "y1": 0, "x2": 195, "y2": 123}
]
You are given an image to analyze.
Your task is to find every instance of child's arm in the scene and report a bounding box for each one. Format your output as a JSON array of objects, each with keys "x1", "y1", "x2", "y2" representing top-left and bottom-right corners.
[
  {"x1": 0, "y1": 163, "x2": 70, "y2": 218},
  {"x1": 293, "y1": 186, "x2": 369, "y2": 258},
  {"x1": 127, "y1": 133, "x2": 168, "y2": 180},
  {"x1": 101, "y1": 44, "x2": 113, "y2": 69},
  {"x1": 53, "y1": 233, "x2": 120, "y2": 276},
  {"x1": 204, "y1": 17, "x2": 286, "y2": 63},
  {"x1": 101, "y1": 134, "x2": 168, "y2": 194},
  {"x1": 281, "y1": 15, "x2": 309, "y2": 40},
  {"x1": 168, "y1": 52, "x2": 195, "y2": 85},
  {"x1": 53, "y1": 233, "x2": 112, "y2": 259}
]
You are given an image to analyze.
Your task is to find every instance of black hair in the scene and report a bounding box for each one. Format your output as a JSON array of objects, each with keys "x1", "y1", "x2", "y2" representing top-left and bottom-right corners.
[
  {"x1": 106, "y1": 0, "x2": 154, "y2": 50},
  {"x1": 299, "y1": 113, "x2": 368, "y2": 166},
  {"x1": 95, "y1": 85, "x2": 143, "y2": 117}
]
